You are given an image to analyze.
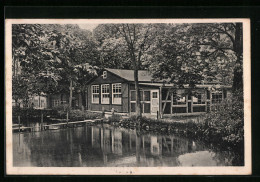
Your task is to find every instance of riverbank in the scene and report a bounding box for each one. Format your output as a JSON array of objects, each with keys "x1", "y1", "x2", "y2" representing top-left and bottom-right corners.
[
  {"x1": 12, "y1": 102, "x2": 244, "y2": 152},
  {"x1": 107, "y1": 114, "x2": 243, "y2": 152},
  {"x1": 12, "y1": 107, "x2": 103, "y2": 124}
]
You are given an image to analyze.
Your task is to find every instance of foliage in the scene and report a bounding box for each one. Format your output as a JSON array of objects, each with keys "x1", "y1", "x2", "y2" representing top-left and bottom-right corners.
[
  {"x1": 12, "y1": 107, "x2": 59, "y2": 123},
  {"x1": 147, "y1": 23, "x2": 243, "y2": 91},
  {"x1": 12, "y1": 24, "x2": 99, "y2": 107},
  {"x1": 203, "y1": 92, "x2": 244, "y2": 147},
  {"x1": 108, "y1": 114, "x2": 122, "y2": 123},
  {"x1": 94, "y1": 23, "x2": 159, "y2": 116},
  {"x1": 51, "y1": 108, "x2": 102, "y2": 121},
  {"x1": 114, "y1": 99, "x2": 243, "y2": 149}
]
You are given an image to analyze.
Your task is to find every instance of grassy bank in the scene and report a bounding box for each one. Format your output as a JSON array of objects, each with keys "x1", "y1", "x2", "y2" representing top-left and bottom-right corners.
[
  {"x1": 108, "y1": 96, "x2": 244, "y2": 151},
  {"x1": 12, "y1": 107, "x2": 103, "y2": 124}
]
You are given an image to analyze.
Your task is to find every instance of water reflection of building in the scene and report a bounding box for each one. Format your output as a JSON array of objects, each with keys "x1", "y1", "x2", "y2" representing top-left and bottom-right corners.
[
  {"x1": 112, "y1": 130, "x2": 122, "y2": 155},
  {"x1": 91, "y1": 126, "x2": 125, "y2": 155},
  {"x1": 13, "y1": 125, "x2": 238, "y2": 167},
  {"x1": 71, "y1": 126, "x2": 208, "y2": 166},
  {"x1": 150, "y1": 136, "x2": 162, "y2": 156}
]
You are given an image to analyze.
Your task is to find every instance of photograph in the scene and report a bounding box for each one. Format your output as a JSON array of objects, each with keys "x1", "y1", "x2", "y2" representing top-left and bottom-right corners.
[{"x1": 5, "y1": 19, "x2": 251, "y2": 175}]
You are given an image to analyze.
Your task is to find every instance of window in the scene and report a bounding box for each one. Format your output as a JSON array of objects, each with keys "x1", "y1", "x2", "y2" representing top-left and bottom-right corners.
[
  {"x1": 152, "y1": 92, "x2": 158, "y2": 98},
  {"x1": 193, "y1": 93, "x2": 206, "y2": 104},
  {"x1": 212, "y1": 92, "x2": 223, "y2": 104},
  {"x1": 92, "y1": 85, "x2": 99, "y2": 104},
  {"x1": 52, "y1": 100, "x2": 60, "y2": 107},
  {"x1": 130, "y1": 90, "x2": 151, "y2": 113},
  {"x1": 41, "y1": 100, "x2": 45, "y2": 108},
  {"x1": 144, "y1": 91, "x2": 151, "y2": 101},
  {"x1": 112, "y1": 83, "x2": 122, "y2": 104},
  {"x1": 102, "y1": 71, "x2": 107, "y2": 79},
  {"x1": 60, "y1": 100, "x2": 67, "y2": 105},
  {"x1": 130, "y1": 91, "x2": 136, "y2": 101},
  {"x1": 34, "y1": 99, "x2": 39, "y2": 107},
  {"x1": 173, "y1": 90, "x2": 186, "y2": 105},
  {"x1": 101, "y1": 84, "x2": 110, "y2": 104}
]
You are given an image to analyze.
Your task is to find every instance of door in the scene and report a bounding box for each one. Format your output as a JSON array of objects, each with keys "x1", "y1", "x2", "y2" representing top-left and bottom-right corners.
[{"x1": 151, "y1": 90, "x2": 159, "y2": 115}]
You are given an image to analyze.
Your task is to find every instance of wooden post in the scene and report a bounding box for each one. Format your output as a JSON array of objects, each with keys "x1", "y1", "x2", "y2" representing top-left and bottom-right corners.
[
  {"x1": 66, "y1": 110, "x2": 69, "y2": 127},
  {"x1": 102, "y1": 107, "x2": 105, "y2": 118},
  {"x1": 111, "y1": 108, "x2": 115, "y2": 117},
  {"x1": 157, "y1": 111, "x2": 159, "y2": 120},
  {"x1": 69, "y1": 79, "x2": 73, "y2": 109},
  {"x1": 18, "y1": 115, "x2": 21, "y2": 133},
  {"x1": 41, "y1": 113, "x2": 43, "y2": 131},
  {"x1": 159, "y1": 87, "x2": 162, "y2": 119},
  {"x1": 162, "y1": 89, "x2": 170, "y2": 116}
]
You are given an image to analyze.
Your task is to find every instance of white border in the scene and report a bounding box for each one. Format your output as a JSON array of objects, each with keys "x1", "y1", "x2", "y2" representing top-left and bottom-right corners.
[
  {"x1": 91, "y1": 85, "x2": 100, "y2": 104},
  {"x1": 5, "y1": 18, "x2": 251, "y2": 175},
  {"x1": 112, "y1": 83, "x2": 122, "y2": 105},
  {"x1": 101, "y1": 84, "x2": 110, "y2": 104}
]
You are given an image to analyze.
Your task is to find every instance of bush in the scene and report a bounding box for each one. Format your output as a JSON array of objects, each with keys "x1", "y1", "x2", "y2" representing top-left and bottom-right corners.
[
  {"x1": 203, "y1": 92, "x2": 244, "y2": 148},
  {"x1": 12, "y1": 108, "x2": 59, "y2": 123},
  {"x1": 67, "y1": 110, "x2": 103, "y2": 121},
  {"x1": 114, "y1": 92, "x2": 244, "y2": 149},
  {"x1": 108, "y1": 114, "x2": 122, "y2": 123},
  {"x1": 12, "y1": 107, "x2": 103, "y2": 123}
]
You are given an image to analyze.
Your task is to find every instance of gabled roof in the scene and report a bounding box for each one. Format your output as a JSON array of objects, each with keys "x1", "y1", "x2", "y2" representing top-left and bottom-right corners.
[{"x1": 105, "y1": 68, "x2": 155, "y2": 82}]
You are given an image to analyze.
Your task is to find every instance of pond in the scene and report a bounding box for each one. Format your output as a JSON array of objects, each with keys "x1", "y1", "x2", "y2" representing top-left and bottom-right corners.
[{"x1": 13, "y1": 124, "x2": 243, "y2": 167}]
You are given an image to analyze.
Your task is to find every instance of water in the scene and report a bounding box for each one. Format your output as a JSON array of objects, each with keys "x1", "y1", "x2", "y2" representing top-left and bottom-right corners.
[{"x1": 13, "y1": 124, "x2": 243, "y2": 167}]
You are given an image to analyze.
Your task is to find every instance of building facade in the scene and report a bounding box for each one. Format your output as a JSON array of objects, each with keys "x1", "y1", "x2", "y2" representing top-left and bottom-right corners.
[{"x1": 87, "y1": 68, "x2": 232, "y2": 116}]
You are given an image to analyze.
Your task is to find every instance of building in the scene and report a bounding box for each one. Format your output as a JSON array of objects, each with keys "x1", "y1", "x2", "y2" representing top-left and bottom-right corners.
[{"x1": 86, "y1": 68, "x2": 232, "y2": 117}]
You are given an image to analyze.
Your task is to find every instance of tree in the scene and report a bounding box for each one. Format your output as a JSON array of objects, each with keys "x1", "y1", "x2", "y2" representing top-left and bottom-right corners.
[
  {"x1": 74, "y1": 63, "x2": 98, "y2": 110},
  {"x1": 12, "y1": 24, "x2": 61, "y2": 106},
  {"x1": 148, "y1": 23, "x2": 243, "y2": 93},
  {"x1": 147, "y1": 24, "x2": 208, "y2": 90},
  {"x1": 94, "y1": 24, "x2": 158, "y2": 117},
  {"x1": 45, "y1": 24, "x2": 100, "y2": 109},
  {"x1": 12, "y1": 24, "x2": 100, "y2": 109},
  {"x1": 188, "y1": 23, "x2": 243, "y2": 91}
]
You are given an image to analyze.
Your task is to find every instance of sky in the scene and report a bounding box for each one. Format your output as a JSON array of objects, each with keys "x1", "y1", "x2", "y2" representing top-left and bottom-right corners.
[{"x1": 78, "y1": 24, "x2": 99, "y2": 31}]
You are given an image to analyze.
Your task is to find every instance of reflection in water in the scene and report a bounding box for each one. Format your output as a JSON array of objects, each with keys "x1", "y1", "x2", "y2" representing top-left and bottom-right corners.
[{"x1": 13, "y1": 124, "x2": 242, "y2": 167}]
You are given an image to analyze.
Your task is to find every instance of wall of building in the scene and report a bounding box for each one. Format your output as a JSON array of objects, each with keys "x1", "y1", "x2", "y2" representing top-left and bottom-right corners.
[
  {"x1": 31, "y1": 96, "x2": 48, "y2": 109},
  {"x1": 87, "y1": 83, "x2": 129, "y2": 113},
  {"x1": 129, "y1": 84, "x2": 160, "y2": 115},
  {"x1": 161, "y1": 88, "x2": 232, "y2": 115},
  {"x1": 48, "y1": 93, "x2": 84, "y2": 109}
]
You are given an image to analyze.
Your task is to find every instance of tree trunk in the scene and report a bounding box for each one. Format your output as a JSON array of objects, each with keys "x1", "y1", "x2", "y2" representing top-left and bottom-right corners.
[
  {"x1": 81, "y1": 87, "x2": 86, "y2": 108},
  {"x1": 80, "y1": 89, "x2": 86, "y2": 111},
  {"x1": 39, "y1": 94, "x2": 41, "y2": 108},
  {"x1": 134, "y1": 69, "x2": 142, "y2": 117},
  {"x1": 232, "y1": 23, "x2": 243, "y2": 92},
  {"x1": 69, "y1": 78, "x2": 73, "y2": 110},
  {"x1": 135, "y1": 133, "x2": 141, "y2": 166}
]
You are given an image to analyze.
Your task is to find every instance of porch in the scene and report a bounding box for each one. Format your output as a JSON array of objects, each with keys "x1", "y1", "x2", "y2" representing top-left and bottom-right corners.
[{"x1": 129, "y1": 83, "x2": 231, "y2": 118}]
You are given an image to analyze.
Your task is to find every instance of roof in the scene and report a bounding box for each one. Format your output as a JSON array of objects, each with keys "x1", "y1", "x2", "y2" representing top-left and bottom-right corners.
[
  {"x1": 139, "y1": 82, "x2": 232, "y2": 89},
  {"x1": 105, "y1": 68, "x2": 154, "y2": 82},
  {"x1": 103, "y1": 68, "x2": 232, "y2": 88}
]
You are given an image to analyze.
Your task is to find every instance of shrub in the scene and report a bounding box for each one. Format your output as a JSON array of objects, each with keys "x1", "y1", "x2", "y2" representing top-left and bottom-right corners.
[
  {"x1": 12, "y1": 108, "x2": 59, "y2": 123},
  {"x1": 68, "y1": 110, "x2": 103, "y2": 121},
  {"x1": 203, "y1": 92, "x2": 244, "y2": 148},
  {"x1": 108, "y1": 114, "x2": 122, "y2": 123}
]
